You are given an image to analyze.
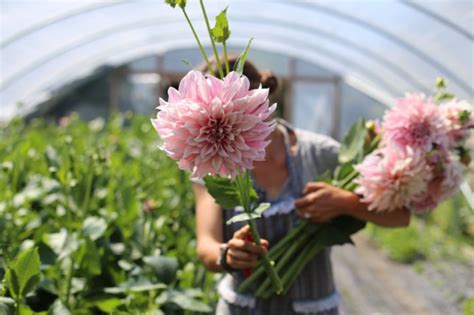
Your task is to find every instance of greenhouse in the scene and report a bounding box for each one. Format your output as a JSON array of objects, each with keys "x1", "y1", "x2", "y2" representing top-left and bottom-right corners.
[{"x1": 1, "y1": 0, "x2": 473, "y2": 314}]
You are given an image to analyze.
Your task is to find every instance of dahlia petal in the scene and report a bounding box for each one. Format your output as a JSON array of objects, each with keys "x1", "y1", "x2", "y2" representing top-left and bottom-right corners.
[{"x1": 167, "y1": 87, "x2": 182, "y2": 103}]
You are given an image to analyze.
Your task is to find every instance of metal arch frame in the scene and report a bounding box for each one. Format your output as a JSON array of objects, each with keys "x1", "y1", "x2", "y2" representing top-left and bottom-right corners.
[
  {"x1": 9, "y1": 34, "x2": 397, "y2": 115},
  {"x1": 0, "y1": 1, "x2": 127, "y2": 48},
  {"x1": 289, "y1": 1, "x2": 473, "y2": 96},
  {"x1": 400, "y1": 0, "x2": 473, "y2": 41},
  {"x1": 3, "y1": 1, "x2": 472, "y2": 100},
  {"x1": 2, "y1": 25, "x2": 402, "y2": 108},
  {"x1": 1, "y1": 11, "x2": 431, "y2": 95},
  {"x1": 2, "y1": 0, "x2": 471, "y2": 94}
]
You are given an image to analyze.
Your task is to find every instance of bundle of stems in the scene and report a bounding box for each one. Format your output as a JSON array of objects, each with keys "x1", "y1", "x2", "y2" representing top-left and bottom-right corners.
[{"x1": 238, "y1": 134, "x2": 381, "y2": 298}]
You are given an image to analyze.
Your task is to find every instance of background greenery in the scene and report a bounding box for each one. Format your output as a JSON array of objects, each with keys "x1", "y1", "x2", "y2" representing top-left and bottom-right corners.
[
  {"x1": 0, "y1": 113, "x2": 217, "y2": 314},
  {"x1": 0, "y1": 114, "x2": 472, "y2": 314},
  {"x1": 366, "y1": 194, "x2": 474, "y2": 314}
]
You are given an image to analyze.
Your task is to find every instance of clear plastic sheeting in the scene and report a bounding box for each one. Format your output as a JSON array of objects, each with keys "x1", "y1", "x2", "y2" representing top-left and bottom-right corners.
[{"x1": 1, "y1": 0, "x2": 473, "y2": 120}]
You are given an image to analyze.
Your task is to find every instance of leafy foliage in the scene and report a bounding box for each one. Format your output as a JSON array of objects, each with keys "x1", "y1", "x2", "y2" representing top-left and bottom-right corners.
[
  {"x1": 203, "y1": 175, "x2": 258, "y2": 209},
  {"x1": 234, "y1": 38, "x2": 253, "y2": 75},
  {"x1": 5, "y1": 247, "x2": 41, "y2": 301},
  {"x1": 0, "y1": 114, "x2": 217, "y2": 313},
  {"x1": 338, "y1": 118, "x2": 367, "y2": 164},
  {"x1": 212, "y1": 8, "x2": 230, "y2": 43},
  {"x1": 226, "y1": 203, "x2": 270, "y2": 225}
]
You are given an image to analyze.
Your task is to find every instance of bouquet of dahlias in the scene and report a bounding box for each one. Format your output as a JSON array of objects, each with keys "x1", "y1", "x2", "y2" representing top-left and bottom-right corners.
[
  {"x1": 239, "y1": 79, "x2": 473, "y2": 298},
  {"x1": 153, "y1": 0, "x2": 283, "y2": 293}
]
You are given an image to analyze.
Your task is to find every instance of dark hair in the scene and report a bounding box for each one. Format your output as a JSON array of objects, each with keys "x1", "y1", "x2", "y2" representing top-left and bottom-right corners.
[{"x1": 199, "y1": 54, "x2": 278, "y2": 94}]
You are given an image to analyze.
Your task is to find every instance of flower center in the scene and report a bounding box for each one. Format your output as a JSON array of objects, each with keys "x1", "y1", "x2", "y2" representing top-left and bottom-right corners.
[
  {"x1": 410, "y1": 121, "x2": 430, "y2": 141},
  {"x1": 207, "y1": 118, "x2": 233, "y2": 143}
]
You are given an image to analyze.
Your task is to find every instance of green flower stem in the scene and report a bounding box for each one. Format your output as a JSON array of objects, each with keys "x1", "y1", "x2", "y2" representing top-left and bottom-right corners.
[
  {"x1": 238, "y1": 221, "x2": 309, "y2": 292},
  {"x1": 339, "y1": 133, "x2": 381, "y2": 190},
  {"x1": 255, "y1": 227, "x2": 317, "y2": 297},
  {"x1": 279, "y1": 240, "x2": 325, "y2": 297},
  {"x1": 65, "y1": 258, "x2": 74, "y2": 308},
  {"x1": 368, "y1": 134, "x2": 381, "y2": 153},
  {"x1": 267, "y1": 221, "x2": 307, "y2": 257},
  {"x1": 247, "y1": 219, "x2": 283, "y2": 295},
  {"x1": 82, "y1": 160, "x2": 94, "y2": 215},
  {"x1": 339, "y1": 169, "x2": 359, "y2": 190},
  {"x1": 199, "y1": 0, "x2": 224, "y2": 79},
  {"x1": 180, "y1": 7, "x2": 212, "y2": 73},
  {"x1": 222, "y1": 41, "x2": 230, "y2": 74},
  {"x1": 234, "y1": 172, "x2": 283, "y2": 295}
]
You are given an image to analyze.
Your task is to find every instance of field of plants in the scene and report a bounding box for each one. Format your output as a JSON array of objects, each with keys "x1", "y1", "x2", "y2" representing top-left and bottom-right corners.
[
  {"x1": 1, "y1": 113, "x2": 473, "y2": 314},
  {"x1": 0, "y1": 114, "x2": 218, "y2": 314}
]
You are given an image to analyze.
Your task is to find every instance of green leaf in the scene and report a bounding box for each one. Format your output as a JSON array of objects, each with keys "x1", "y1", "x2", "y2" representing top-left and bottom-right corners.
[
  {"x1": 338, "y1": 118, "x2": 367, "y2": 164},
  {"x1": 315, "y1": 170, "x2": 333, "y2": 184},
  {"x1": 48, "y1": 299, "x2": 71, "y2": 315},
  {"x1": 328, "y1": 216, "x2": 366, "y2": 244},
  {"x1": 334, "y1": 163, "x2": 354, "y2": 182},
  {"x1": 104, "y1": 278, "x2": 167, "y2": 294},
  {"x1": 4, "y1": 269, "x2": 20, "y2": 300},
  {"x1": 157, "y1": 289, "x2": 212, "y2": 313},
  {"x1": 95, "y1": 298, "x2": 124, "y2": 313},
  {"x1": 0, "y1": 297, "x2": 15, "y2": 315},
  {"x1": 253, "y1": 202, "x2": 270, "y2": 215},
  {"x1": 180, "y1": 59, "x2": 193, "y2": 70},
  {"x1": 203, "y1": 176, "x2": 240, "y2": 208},
  {"x1": 21, "y1": 274, "x2": 40, "y2": 297},
  {"x1": 164, "y1": 0, "x2": 186, "y2": 9},
  {"x1": 212, "y1": 7, "x2": 230, "y2": 43},
  {"x1": 459, "y1": 109, "x2": 470, "y2": 124},
  {"x1": 143, "y1": 256, "x2": 179, "y2": 284},
  {"x1": 43, "y1": 229, "x2": 80, "y2": 260},
  {"x1": 6, "y1": 247, "x2": 41, "y2": 300},
  {"x1": 18, "y1": 304, "x2": 34, "y2": 315},
  {"x1": 433, "y1": 91, "x2": 455, "y2": 104},
  {"x1": 234, "y1": 38, "x2": 253, "y2": 75},
  {"x1": 316, "y1": 225, "x2": 354, "y2": 247},
  {"x1": 78, "y1": 239, "x2": 102, "y2": 276},
  {"x1": 226, "y1": 211, "x2": 262, "y2": 225},
  {"x1": 82, "y1": 216, "x2": 107, "y2": 241}
]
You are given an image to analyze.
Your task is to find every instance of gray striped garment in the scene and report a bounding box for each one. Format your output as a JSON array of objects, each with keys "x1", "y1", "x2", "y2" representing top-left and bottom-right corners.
[{"x1": 215, "y1": 122, "x2": 341, "y2": 315}]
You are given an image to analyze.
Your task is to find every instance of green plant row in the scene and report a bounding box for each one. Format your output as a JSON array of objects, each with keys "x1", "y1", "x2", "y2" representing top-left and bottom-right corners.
[{"x1": 0, "y1": 113, "x2": 218, "y2": 314}]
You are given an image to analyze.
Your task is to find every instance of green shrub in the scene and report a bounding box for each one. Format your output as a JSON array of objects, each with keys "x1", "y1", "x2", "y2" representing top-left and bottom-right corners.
[
  {"x1": 462, "y1": 297, "x2": 474, "y2": 315},
  {"x1": 0, "y1": 114, "x2": 217, "y2": 314},
  {"x1": 366, "y1": 222, "x2": 427, "y2": 263}
]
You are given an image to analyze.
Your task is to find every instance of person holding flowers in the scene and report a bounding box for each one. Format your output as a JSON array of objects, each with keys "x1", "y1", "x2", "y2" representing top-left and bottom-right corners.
[
  {"x1": 191, "y1": 57, "x2": 411, "y2": 314},
  {"x1": 155, "y1": 1, "x2": 471, "y2": 314}
]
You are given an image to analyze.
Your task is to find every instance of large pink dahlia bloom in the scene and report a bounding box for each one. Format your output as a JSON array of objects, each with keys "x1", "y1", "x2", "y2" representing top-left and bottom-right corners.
[
  {"x1": 151, "y1": 70, "x2": 276, "y2": 178},
  {"x1": 355, "y1": 147, "x2": 432, "y2": 212},
  {"x1": 409, "y1": 151, "x2": 465, "y2": 213},
  {"x1": 439, "y1": 99, "x2": 474, "y2": 146},
  {"x1": 382, "y1": 94, "x2": 448, "y2": 152}
]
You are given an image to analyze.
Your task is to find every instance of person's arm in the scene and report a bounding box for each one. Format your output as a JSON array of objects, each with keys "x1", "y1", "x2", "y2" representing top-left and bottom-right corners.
[
  {"x1": 193, "y1": 183, "x2": 268, "y2": 272},
  {"x1": 193, "y1": 183, "x2": 224, "y2": 271},
  {"x1": 294, "y1": 182, "x2": 410, "y2": 227}
]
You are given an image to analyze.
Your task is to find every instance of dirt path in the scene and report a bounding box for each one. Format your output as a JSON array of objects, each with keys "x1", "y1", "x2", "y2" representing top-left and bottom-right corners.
[{"x1": 332, "y1": 233, "x2": 462, "y2": 315}]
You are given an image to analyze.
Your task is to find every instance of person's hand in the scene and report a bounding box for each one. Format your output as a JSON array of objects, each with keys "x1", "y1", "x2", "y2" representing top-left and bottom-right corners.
[
  {"x1": 226, "y1": 225, "x2": 268, "y2": 270},
  {"x1": 295, "y1": 182, "x2": 356, "y2": 223}
]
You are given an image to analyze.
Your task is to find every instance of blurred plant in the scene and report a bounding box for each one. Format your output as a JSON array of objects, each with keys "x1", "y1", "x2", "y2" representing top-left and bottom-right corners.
[{"x1": 0, "y1": 114, "x2": 217, "y2": 313}]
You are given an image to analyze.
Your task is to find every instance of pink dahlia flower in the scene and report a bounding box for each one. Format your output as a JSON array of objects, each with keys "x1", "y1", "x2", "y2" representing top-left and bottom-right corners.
[
  {"x1": 410, "y1": 151, "x2": 465, "y2": 213},
  {"x1": 439, "y1": 99, "x2": 473, "y2": 146},
  {"x1": 151, "y1": 70, "x2": 276, "y2": 178},
  {"x1": 355, "y1": 147, "x2": 431, "y2": 212},
  {"x1": 382, "y1": 94, "x2": 448, "y2": 152}
]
